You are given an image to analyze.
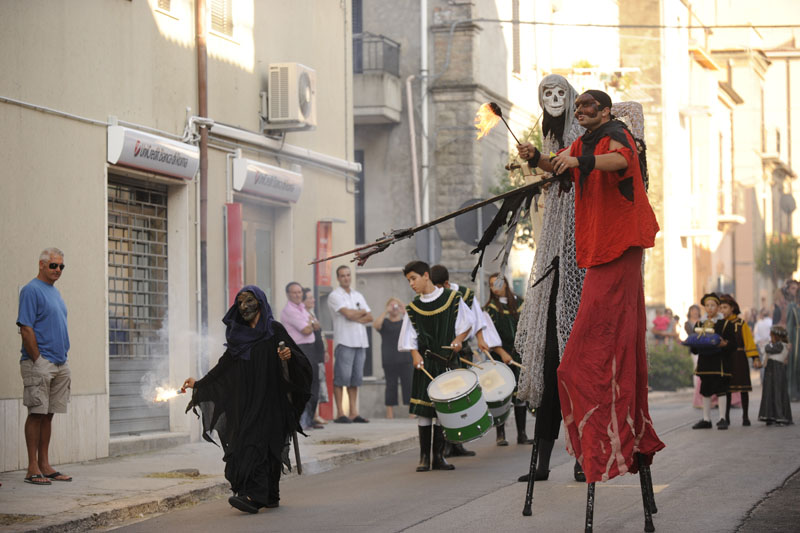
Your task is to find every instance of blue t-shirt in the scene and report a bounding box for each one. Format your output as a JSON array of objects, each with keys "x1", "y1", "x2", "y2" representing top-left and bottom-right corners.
[{"x1": 17, "y1": 278, "x2": 70, "y2": 364}]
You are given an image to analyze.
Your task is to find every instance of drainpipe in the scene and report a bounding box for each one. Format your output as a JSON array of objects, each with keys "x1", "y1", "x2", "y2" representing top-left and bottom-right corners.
[
  {"x1": 196, "y1": 0, "x2": 209, "y2": 374},
  {"x1": 420, "y1": 0, "x2": 433, "y2": 262},
  {"x1": 406, "y1": 75, "x2": 422, "y2": 226}
]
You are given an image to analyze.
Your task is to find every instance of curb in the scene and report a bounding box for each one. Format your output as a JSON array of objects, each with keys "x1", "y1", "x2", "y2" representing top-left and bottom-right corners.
[{"x1": 9, "y1": 435, "x2": 418, "y2": 533}]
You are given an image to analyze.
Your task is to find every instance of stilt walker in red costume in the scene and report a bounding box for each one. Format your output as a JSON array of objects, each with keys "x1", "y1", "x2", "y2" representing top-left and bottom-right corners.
[{"x1": 518, "y1": 89, "x2": 664, "y2": 532}]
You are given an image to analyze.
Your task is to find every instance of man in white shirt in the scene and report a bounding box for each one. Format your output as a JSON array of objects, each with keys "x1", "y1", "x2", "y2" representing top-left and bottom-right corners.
[{"x1": 328, "y1": 266, "x2": 373, "y2": 423}]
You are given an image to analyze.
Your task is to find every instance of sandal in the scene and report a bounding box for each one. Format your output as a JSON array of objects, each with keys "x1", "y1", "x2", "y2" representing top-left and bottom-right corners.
[
  {"x1": 44, "y1": 471, "x2": 72, "y2": 482},
  {"x1": 24, "y1": 474, "x2": 51, "y2": 486}
]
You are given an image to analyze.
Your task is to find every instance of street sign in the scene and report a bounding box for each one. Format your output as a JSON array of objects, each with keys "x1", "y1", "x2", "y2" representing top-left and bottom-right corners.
[
  {"x1": 415, "y1": 227, "x2": 442, "y2": 264},
  {"x1": 454, "y1": 198, "x2": 500, "y2": 246}
]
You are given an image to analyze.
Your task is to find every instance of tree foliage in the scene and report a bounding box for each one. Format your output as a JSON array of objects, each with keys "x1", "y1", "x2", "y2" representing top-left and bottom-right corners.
[
  {"x1": 756, "y1": 233, "x2": 800, "y2": 285},
  {"x1": 489, "y1": 124, "x2": 543, "y2": 249}
]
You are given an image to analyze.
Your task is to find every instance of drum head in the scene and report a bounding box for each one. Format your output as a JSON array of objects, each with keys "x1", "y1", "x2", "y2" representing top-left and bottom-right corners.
[
  {"x1": 428, "y1": 369, "x2": 478, "y2": 401},
  {"x1": 473, "y1": 361, "x2": 516, "y2": 402}
]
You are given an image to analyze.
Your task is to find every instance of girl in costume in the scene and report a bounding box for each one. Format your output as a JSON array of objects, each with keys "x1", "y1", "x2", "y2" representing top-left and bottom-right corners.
[
  {"x1": 483, "y1": 273, "x2": 534, "y2": 447},
  {"x1": 758, "y1": 325, "x2": 793, "y2": 426}
]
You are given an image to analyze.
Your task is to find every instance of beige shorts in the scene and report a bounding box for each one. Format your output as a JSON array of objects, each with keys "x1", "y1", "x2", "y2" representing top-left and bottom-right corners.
[{"x1": 20, "y1": 358, "x2": 71, "y2": 415}]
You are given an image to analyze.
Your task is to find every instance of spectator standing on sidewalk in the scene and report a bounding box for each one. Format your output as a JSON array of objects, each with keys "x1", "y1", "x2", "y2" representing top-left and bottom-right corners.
[
  {"x1": 281, "y1": 282, "x2": 323, "y2": 430},
  {"x1": 328, "y1": 265, "x2": 373, "y2": 423},
  {"x1": 374, "y1": 297, "x2": 412, "y2": 419},
  {"x1": 303, "y1": 288, "x2": 329, "y2": 425},
  {"x1": 17, "y1": 247, "x2": 73, "y2": 485}
]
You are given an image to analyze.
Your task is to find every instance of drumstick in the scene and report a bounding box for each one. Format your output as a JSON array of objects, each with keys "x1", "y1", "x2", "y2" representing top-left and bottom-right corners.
[
  {"x1": 482, "y1": 350, "x2": 495, "y2": 361},
  {"x1": 416, "y1": 363, "x2": 435, "y2": 381},
  {"x1": 459, "y1": 357, "x2": 483, "y2": 370},
  {"x1": 508, "y1": 360, "x2": 524, "y2": 369}
]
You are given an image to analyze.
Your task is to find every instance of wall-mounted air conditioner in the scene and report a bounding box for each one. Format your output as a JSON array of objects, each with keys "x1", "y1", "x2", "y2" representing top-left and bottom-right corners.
[{"x1": 262, "y1": 62, "x2": 317, "y2": 132}]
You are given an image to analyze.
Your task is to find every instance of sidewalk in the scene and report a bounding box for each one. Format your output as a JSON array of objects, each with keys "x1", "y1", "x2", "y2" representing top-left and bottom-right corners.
[{"x1": 0, "y1": 418, "x2": 418, "y2": 533}]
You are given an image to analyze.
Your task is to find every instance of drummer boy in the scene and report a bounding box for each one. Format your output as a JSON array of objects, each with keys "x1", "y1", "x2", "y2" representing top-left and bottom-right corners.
[{"x1": 398, "y1": 261, "x2": 473, "y2": 472}]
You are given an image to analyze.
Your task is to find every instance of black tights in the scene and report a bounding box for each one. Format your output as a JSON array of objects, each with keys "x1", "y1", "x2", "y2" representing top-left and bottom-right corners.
[{"x1": 725, "y1": 392, "x2": 749, "y2": 421}]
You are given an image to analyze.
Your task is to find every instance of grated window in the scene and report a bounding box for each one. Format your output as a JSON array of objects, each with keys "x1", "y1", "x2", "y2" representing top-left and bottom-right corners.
[{"x1": 211, "y1": 0, "x2": 233, "y2": 36}]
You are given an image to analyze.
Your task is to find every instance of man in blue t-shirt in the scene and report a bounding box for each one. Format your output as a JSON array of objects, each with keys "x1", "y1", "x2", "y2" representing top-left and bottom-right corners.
[{"x1": 17, "y1": 247, "x2": 72, "y2": 485}]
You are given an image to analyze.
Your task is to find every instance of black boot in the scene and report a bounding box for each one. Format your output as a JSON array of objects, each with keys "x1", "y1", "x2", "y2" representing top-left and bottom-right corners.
[
  {"x1": 517, "y1": 438, "x2": 554, "y2": 481},
  {"x1": 514, "y1": 405, "x2": 535, "y2": 444},
  {"x1": 416, "y1": 425, "x2": 432, "y2": 472},
  {"x1": 449, "y1": 443, "x2": 476, "y2": 457},
  {"x1": 432, "y1": 426, "x2": 455, "y2": 470},
  {"x1": 496, "y1": 424, "x2": 509, "y2": 446}
]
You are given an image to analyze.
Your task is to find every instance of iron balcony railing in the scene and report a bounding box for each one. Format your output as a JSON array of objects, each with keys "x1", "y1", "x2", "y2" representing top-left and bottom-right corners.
[{"x1": 353, "y1": 32, "x2": 400, "y2": 77}]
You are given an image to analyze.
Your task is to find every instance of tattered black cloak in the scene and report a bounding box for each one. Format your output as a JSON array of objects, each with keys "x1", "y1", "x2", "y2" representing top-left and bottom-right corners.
[{"x1": 187, "y1": 286, "x2": 312, "y2": 501}]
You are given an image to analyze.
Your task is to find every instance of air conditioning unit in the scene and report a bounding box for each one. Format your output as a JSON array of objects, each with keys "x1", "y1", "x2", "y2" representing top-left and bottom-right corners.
[{"x1": 262, "y1": 62, "x2": 317, "y2": 132}]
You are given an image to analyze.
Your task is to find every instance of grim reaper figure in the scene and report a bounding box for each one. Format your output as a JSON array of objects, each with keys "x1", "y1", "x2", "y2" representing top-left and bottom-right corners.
[{"x1": 514, "y1": 74, "x2": 586, "y2": 482}]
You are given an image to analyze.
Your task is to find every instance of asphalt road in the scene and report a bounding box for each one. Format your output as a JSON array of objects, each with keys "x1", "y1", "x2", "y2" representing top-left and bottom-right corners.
[{"x1": 112, "y1": 395, "x2": 800, "y2": 533}]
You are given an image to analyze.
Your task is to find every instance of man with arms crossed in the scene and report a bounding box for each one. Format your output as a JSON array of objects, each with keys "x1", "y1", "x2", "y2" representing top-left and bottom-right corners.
[{"x1": 328, "y1": 265, "x2": 373, "y2": 423}]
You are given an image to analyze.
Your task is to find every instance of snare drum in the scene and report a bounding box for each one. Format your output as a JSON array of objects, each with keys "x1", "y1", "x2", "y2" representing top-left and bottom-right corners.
[
  {"x1": 427, "y1": 368, "x2": 492, "y2": 443},
  {"x1": 472, "y1": 360, "x2": 516, "y2": 426}
]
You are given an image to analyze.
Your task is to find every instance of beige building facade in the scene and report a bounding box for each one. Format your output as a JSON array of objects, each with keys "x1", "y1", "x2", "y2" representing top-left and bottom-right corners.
[{"x1": 0, "y1": 0, "x2": 358, "y2": 472}]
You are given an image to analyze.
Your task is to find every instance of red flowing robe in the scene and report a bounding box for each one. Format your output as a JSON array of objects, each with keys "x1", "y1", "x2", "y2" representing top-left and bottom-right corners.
[{"x1": 557, "y1": 124, "x2": 665, "y2": 483}]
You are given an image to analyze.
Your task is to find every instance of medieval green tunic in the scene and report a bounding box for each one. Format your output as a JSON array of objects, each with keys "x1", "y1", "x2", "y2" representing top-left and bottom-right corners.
[
  {"x1": 407, "y1": 288, "x2": 463, "y2": 418},
  {"x1": 485, "y1": 297, "x2": 525, "y2": 390}
]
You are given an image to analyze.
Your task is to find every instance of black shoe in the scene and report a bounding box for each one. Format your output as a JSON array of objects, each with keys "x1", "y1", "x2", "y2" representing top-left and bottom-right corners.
[
  {"x1": 717, "y1": 419, "x2": 729, "y2": 430},
  {"x1": 574, "y1": 461, "x2": 586, "y2": 482},
  {"x1": 692, "y1": 420, "x2": 712, "y2": 429},
  {"x1": 229, "y1": 495, "x2": 260, "y2": 514},
  {"x1": 449, "y1": 443, "x2": 476, "y2": 457},
  {"x1": 265, "y1": 500, "x2": 279, "y2": 509},
  {"x1": 517, "y1": 470, "x2": 549, "y2": 482},
  {"x1": 333, "y1": 416, "x2": 352, "y2": 423},
  {"x1": 742, "y1": 418, "x2": 751, "y2": 426}
]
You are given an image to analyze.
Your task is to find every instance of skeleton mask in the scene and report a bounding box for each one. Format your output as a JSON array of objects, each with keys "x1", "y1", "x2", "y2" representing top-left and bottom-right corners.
[
  {"x1": 237, "y1": 291, "x2": 260, "y2": 323},
  {"x1": 542, "y1": 84, "x2": 567, "y2": 117}
]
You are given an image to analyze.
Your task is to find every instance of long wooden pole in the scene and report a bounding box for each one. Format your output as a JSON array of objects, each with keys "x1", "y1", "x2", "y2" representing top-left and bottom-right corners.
[{"x1": 309, "y1": 174, "x2": 561, "y2": 265}]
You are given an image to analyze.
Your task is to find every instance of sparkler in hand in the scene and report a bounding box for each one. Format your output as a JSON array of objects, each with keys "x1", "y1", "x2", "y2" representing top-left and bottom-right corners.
[{"x1": 154, "y1": 386, "x2": 186, "y2": 402}]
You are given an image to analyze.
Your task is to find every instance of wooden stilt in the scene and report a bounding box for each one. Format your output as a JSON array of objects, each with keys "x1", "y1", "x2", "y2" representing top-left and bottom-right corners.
[
  {"x1": 637, "y1": 454, "x2": 655, "y2": 532},
  {"x1": 585, "y1": 482, "x2": 595, "y2": 533},
  {"x1": 521, "y1": 437, "x2": 539, "y2": 516}
]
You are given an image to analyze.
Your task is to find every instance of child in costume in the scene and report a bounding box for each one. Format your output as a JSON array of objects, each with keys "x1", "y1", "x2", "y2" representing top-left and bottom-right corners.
[
  {"x1": 718, "y1": 294, "x2": 761, "y2": 426},
  {"x1": 758, "y1": 325, "x2": 793, "y2": 426},
  {"x1": 397, "y1": 261, "x2": 472, "y2": 471}
]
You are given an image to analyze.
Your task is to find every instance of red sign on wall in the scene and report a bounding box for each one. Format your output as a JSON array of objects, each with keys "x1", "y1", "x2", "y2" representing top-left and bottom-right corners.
[
  {"x1": 316, "y1": 221, "x2": 333, "y2": 286},
  {"x1": 226, "y1": 203, "x2": 244, "y2": 307}
]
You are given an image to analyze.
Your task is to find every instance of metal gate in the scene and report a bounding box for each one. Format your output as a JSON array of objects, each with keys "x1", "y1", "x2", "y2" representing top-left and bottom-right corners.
[{"x1": 107, "y1": 179, "x2": 170, "y2": 435}]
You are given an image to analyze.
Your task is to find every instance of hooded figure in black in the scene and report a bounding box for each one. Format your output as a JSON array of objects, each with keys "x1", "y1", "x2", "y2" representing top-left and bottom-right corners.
[{"x1": 183, "y1": 285, "x2": 312, "y2": 513}]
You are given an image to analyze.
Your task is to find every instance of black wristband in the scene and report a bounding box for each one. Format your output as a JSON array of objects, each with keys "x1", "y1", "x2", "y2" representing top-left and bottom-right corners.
[
  {"x1": 577, "y1": 155, "x2": 595, "y2": 175},
  {"x1": 527, "y1": 147, "x2": 541, "y2": 168}
]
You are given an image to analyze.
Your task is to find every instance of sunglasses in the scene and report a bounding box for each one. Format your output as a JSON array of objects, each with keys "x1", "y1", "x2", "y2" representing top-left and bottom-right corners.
[{"x1": 48, "y1": 263, "x2": 66, "y2": 271}]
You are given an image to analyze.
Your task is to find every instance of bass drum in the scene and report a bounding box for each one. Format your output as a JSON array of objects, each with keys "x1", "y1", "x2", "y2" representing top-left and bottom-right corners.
[
  {"x1": 428, "y1": 368, "x2": 492, "y2": 443},
  {"x1": 472, "y1": 359, "x2": 516, "y2": 426}
]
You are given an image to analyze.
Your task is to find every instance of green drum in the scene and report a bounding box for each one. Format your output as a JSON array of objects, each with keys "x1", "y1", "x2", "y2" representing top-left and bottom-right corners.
[
  {"x1": 472, "y1": 360, "x2": 516, "y2": 426},
  {"x1": 428, "y1": 369, "x2": 492, "y2": 443}
]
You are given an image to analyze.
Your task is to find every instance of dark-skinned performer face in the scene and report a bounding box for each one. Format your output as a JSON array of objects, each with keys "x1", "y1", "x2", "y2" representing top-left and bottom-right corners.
[
  {"x1": 574, "y1": 93, "x2": 607, "y2": 131},
  {"x1": 237, "y1": 291, "x2": 261, "y2": 326}
]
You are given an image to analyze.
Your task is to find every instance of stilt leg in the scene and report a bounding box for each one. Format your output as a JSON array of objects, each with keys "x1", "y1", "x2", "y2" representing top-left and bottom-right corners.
[
  {"x1": 637, "y1": 454, "x2": 655, "y2": 532},
  {"x1": 522, "y1": 437, "x2": 539, "y2": 516},
  {"x1": 585, "y1": 482, "x2": 595, "y2": 533},
  {"x1": 643, "y1": 462, "x2": 657, "y2": 514}
]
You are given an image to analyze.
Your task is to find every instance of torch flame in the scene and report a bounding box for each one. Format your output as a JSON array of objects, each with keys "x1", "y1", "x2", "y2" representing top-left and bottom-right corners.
[
  {"x1": 154, "y1": 386, "x2": 182, "y2": 402},
  {"x1": 474, "y1": 103, "x2": 501, "y2": 140}
]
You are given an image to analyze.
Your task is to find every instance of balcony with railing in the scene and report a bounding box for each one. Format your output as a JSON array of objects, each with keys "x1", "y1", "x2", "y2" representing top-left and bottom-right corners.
[{"x1": 353, "y1": 32, "x2": 402, "y2": 125}]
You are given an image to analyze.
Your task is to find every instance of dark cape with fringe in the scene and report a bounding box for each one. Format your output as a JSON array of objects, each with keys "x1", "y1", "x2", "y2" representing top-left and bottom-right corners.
[{"x1": 187, "y1": 287, "x2": 312, "y2": 505}]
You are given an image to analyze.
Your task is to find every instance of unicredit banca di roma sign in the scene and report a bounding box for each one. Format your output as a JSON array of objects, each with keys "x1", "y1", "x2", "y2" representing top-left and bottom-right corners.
[
  {"x1": 107, "y1": 126, "x2": 200, "y2": 180},
  {"x1": 232, "y1": 157, "x2": 303, "y2": 203}
]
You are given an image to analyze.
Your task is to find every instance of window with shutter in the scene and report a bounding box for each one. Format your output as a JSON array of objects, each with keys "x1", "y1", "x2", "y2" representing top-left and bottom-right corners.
[
  {"x1": 157, "y1": 0, "x2": 171, "y2": 11},
  {"x1": 211, "y1": 0, "x2": 233, "y2": 36}
]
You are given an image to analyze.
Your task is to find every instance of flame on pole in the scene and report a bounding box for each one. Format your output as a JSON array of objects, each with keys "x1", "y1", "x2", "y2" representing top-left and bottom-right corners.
[{"x1": 474, "y1": 103, "x2": 501, "y2": 139}]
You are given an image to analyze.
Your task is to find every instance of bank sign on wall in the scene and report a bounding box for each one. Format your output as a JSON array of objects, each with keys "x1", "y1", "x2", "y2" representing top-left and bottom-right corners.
[
  {"x1": 107, "y1": 126, "x2": 200, "y2": 180},
  {"x1": 232, "y1": 157, "x2": 303, "y2": 203}
]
